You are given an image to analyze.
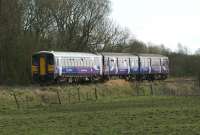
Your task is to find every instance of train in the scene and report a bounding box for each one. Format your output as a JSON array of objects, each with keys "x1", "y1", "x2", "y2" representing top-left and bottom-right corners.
[{"x1": 31, "y1": 51, "x2": 169, "y2": 84}]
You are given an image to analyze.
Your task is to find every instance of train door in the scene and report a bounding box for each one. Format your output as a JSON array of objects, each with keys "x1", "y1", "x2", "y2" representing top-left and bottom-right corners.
[
  {"x1": 140, "y1": 57, "x2": 150, "y2": 74},
  {"x1": 40, "y1": 56, "x2": 46, "y2": 76},
  {"x1": 103, "y1": 57, "x2": 117, "y2": 76},
  {"x1": 161, "y1": 58, "x2": 169, "y2": 74},
  {"x1": 118, "y1": 57, "x2": 129, "y2": 75},
  {"x1": 130, "y1": 58, "x2": 139, "y2": 74},
  {"x1": 147, "y1": 58, "x2": 151, "y2": 74},
  {"x1": 109, "y1": 57, "x2": 118, "y2": 75}
]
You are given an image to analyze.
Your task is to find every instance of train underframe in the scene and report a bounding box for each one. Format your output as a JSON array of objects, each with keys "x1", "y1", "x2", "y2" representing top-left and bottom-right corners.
[
  {"x1": 135, "y1": 73, "x2": 168, "y2": 81},
  {"x1": 49, "y1": 73, "x2": 168, "y2": 84},
  {"x1": 33, "y1": 71, "x2": 168, "y2": 85}
]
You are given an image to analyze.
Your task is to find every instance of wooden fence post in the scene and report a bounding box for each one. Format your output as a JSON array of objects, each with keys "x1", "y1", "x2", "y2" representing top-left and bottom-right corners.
[
  {"x1": 135, "y1": 82, "x2": 139, "y2": 96},
  {"x1": 94, "y1": 87, "x2": 98, "y2": 100},
  {"x1": 68, "y1": 89, "x2": 71, "y2": 104},
  {"x1": 12, "y1": 91, "x2": 20, "y2": 109},
  {"x1": 56, "y1": 89, "x2": 61, "y2": 104},
  {"x1": 77, "y1": 86, "x2": 80, "y2": 102},
  {"x1": 150, "y1": 83, "x2": 153, "y2": 96}
]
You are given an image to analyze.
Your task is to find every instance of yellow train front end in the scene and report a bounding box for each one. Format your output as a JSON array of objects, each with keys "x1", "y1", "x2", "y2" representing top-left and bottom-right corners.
[{"x1": 31, "y1": 52, "x2": 55, "y2": 83}]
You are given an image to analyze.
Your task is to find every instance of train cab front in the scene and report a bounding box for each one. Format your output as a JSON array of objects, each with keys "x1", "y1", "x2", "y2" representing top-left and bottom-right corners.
[{"x1": 32, "y1": 52, "x2": 55, "y2": 84}]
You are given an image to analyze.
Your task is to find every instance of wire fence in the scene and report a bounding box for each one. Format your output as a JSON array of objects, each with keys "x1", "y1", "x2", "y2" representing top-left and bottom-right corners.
[{"x1": 0, "y1": 78, "x2": 200, "y2": 109}]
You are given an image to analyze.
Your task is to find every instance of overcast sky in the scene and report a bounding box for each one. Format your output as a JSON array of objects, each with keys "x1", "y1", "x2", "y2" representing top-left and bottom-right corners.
[{"x1": 111, "y1": 0, "x2": 200, "y2": 53}]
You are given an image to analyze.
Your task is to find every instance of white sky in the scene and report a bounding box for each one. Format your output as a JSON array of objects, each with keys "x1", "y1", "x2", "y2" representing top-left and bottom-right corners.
[{"x1": 111, "y1": 0, "x2": 200, "y2": 53}]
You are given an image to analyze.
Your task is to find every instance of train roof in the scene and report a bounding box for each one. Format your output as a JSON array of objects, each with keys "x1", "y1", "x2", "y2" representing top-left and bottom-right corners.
[
  {"x1": 33, "y1": 51, "x2": 168, "y2": 58},
  {"x1": 34, "y1": 51, "x2": 101, "y2": 58},
  {"x1": 137, "y1": 53, "x2": 168, "y2": 58},
  {"x1": 101, "y1": 52, "x2": 137, "y2": 57}
]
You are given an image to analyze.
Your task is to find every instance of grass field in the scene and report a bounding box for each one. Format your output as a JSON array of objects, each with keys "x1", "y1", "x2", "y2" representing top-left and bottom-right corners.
[
  {"x1": 0, "y1": 79, "x2": 200, "y2": 135},
  {"x1": 1, "y1": 96, "x2": 200, "y2": 135}
]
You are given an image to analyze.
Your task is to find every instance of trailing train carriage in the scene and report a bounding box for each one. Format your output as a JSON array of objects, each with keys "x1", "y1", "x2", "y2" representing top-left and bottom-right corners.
[
  {"x1": 31, "y1": 51, "x2": 169, "y2": 84},
  {"x1": 137, "y1": 54, "x2": 169, "y2": 80}
]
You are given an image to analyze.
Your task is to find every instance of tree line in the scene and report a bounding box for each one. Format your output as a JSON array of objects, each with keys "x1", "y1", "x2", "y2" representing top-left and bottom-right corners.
[{"x1": 0, "y1": 0, "x2": 200, "y2": 84}]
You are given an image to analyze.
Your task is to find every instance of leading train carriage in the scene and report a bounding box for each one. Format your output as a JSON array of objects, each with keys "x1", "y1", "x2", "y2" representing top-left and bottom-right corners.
[{"x1": 32, "y1": 51, "x2": 103, "y2": 83}]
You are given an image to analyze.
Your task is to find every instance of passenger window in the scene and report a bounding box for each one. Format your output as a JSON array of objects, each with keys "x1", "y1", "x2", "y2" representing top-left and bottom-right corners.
[
  {"x1": 70, "y1": 59, "x2": 72, "y2": 67},
  {"x1": 78, "y1": 58, "x2": 81, "y2": 67},
  {"x1": 56, "y1": 59, "x2": 59, "y2": 66},
  {"x1": 86, "y1": 59, "x2": 88, "y2": 67},
  {"x1": 69, "y1": 59, "x2": 72, "y2": 67},
  {"x1": 91, "y1": 59, "x2": 94, "y2": 67},
  {"x1": 136, "y1": 60, "x2": 138, "y2": 66},
  {"x1": 73, "y1": 59, "x2": 75, "y2": 67},
  {"x1": 74, "y1": 59, "x2": 77, "y2": 67},
  {"x1": 64, "y1": 59, "x2": 67, "y2": 67},
  {"x1": 131, "y1": 60, "x2": 134, "y2": 67},
  {"x1": 140, "y1": 59, "x2": 145, "y2": 67},
  {"x1": 67, "y1": 59, "x2": 70, "y2": 67},
  {"x1": 85, "y1": 59, "x2": 88, "y2": 67},
  {"x1": 88, "y1": 59, "x2": 91, "y2": 67},
  {"x1": 61, "y1": 59, "x2": 63, "y2": 66}
]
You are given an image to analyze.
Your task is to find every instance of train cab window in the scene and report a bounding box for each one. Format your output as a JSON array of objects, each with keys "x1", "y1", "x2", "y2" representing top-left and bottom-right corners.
[
  {"x1": 47, "y1": 54, "x2": 54, "y2": 65},
  {"x1": 32, "y1": 55, "x2": 39, "y2": 66}
]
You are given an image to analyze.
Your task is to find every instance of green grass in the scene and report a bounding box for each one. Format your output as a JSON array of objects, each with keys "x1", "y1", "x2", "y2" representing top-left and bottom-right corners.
[
  {"x1": 1, "y1": 96, "x2": 200, "y2": 135},
  {"x1": 0, "y1": 79, "x2": 200, "y2": 135}
]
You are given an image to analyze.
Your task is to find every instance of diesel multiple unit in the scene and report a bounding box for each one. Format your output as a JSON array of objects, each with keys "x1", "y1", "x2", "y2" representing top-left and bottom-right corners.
[{"x1": 32, "y1": 51, "x2": 169, "y2": 83}]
